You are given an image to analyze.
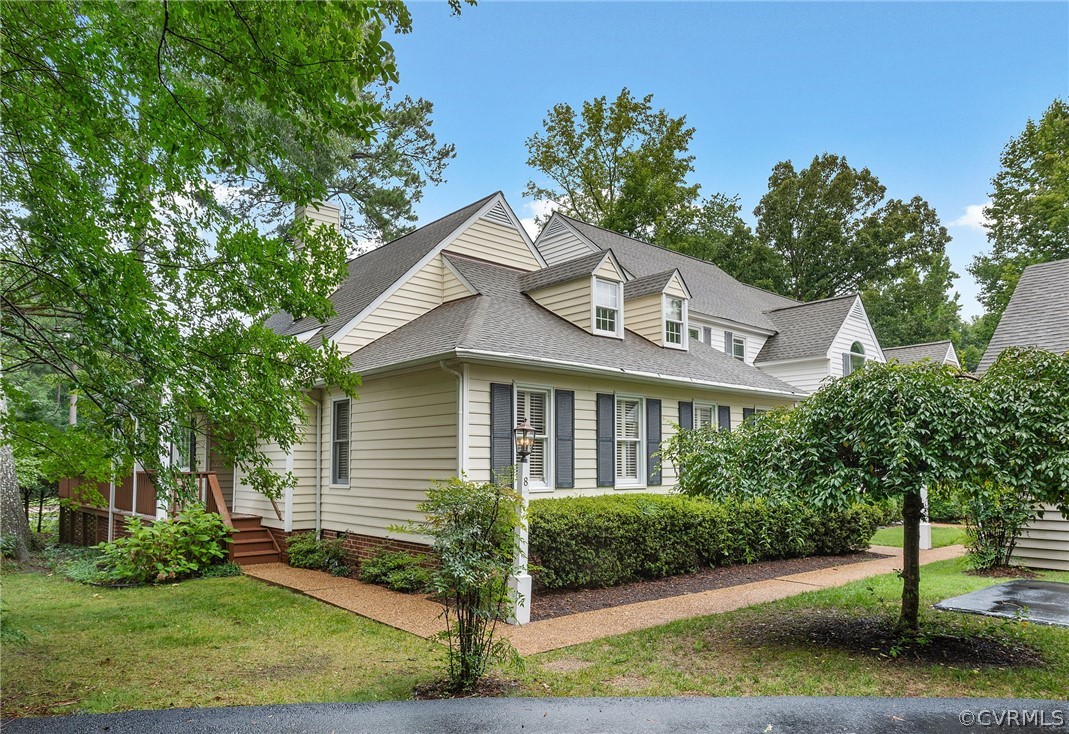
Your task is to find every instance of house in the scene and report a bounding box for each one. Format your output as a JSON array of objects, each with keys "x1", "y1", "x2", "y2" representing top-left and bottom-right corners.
[
  {"x1": 59, "y1": 191, "x2": 892, "y2": 606},
  {"x1": 976, "y1": 258, "x2": 1069, "y2": 571},
  {"x1": 883, "y1": 340, "x2": 960, "y2": 367}
]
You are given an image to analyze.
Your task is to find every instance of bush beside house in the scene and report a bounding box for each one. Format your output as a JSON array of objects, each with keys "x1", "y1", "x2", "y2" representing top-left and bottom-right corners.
[{"x1": 528, "y1": 494, "x2": 879, "y2": 590}]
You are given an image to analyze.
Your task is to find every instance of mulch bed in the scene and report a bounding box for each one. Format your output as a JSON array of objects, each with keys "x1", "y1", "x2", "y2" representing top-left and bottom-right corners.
[
  {"x1": 734, "y1": 609, "x2": 1045, "y2": 667},
  {"x1": 966, "y1": 565, "x2": 1039, "y2": 579},
  {"x1": 530, "y1": 551, "x2": 885, "y2": 621},
  {"x1": 413, "y1": 676, "x2": 521, "y2": 699}
]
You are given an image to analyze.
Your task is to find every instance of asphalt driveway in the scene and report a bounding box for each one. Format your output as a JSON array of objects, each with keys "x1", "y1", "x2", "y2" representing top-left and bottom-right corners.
[{"x1": 4, "y1": 697, "x2": 1067, "y2": 734}]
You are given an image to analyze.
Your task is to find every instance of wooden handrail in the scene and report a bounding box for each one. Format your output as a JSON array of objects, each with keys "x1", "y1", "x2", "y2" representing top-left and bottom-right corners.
[{"x1": 204, "y1": 472, "x2": 234, "y2": 528}]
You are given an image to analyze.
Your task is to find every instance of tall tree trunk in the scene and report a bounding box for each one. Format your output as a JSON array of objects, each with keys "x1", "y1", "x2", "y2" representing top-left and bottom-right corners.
[
  {"x1": 1, "y1": 348, "x2": 33, "y2": 562},
  {"x1": 900, "y1": 488, "x2": 923, "y2": 634}
]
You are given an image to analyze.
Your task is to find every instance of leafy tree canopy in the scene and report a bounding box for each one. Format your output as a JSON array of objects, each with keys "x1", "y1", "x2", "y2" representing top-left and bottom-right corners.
[
  {"x1": 1, "y1": 1, "x2": 464, "y2": 559},
  {"x1": 523, "y1": 88, "x2": 700, "y2": 242},
  {"x1": 968, "y1": 98, "x2": 1069, "y2": 348}
]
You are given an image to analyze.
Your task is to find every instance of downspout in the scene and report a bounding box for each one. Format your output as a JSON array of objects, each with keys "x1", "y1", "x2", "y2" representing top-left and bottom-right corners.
[
  {"x1": 310, "y1": 393, "x2": 323, "y2": 539},
  {"x1": 439, "y1": 361, "x2": 467, "y2": 476}
]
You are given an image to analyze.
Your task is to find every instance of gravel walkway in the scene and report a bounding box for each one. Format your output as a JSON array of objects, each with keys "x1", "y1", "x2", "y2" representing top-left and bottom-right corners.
[{"x1": 243, "y1": 544, "x2": 967, "y2": 655}]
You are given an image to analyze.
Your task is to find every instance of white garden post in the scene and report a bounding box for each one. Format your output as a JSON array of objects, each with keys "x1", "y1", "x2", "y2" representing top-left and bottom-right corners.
[
  {"x1": 509, "y1": 418, "x2": 535, "y2": 625},
  {"x1": 919, "y1": 484, "x2": 932, "y2": 550}
]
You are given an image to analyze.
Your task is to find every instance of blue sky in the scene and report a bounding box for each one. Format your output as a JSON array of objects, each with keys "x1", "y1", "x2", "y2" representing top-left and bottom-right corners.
[{"x1": 389, "y1": 2, "x2": 1068, "y2": 317}]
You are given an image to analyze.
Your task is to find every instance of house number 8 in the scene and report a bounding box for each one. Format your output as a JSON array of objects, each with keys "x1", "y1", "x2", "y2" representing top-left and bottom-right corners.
[{"x1": 523, "y1": 476, "x2": 529, "y2": 488}]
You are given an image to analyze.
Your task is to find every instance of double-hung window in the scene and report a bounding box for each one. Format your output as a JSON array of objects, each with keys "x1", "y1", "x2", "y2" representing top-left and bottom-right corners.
[
  {"x1": 594, "y1": 278, "x2": 621, "y2": 337},
  {"x1": 331, "y1": 398, "x2": 350, "y2": 486},
  {"x1": 731, "y1": 334, "x2": 746, "y2": 361},
  {"x1": 615, "y1": 396, "x2": 644, "y2": 486},
  {"x1": 664, "y1": 297, "x2": 685, "y2": 347},
  {"x1": 695, "y1": 402, "x2": 717, "y2": 429},
  {"x1": 516, "y1": 388, "x2": 551, "y2": 490}
]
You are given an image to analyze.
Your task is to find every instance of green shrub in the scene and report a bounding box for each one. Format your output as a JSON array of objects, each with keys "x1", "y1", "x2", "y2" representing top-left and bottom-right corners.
[
  {"x1": 529, "y1": 494, "x2": 880, "y2": 590},
  {"x1": 200, "y1": 561, "x2": 242, "y2": 579},
  {"x1": 286, "y1": 532, "x2": 349, "y2": 575},
  {"x1": 926, "y1": 486, "x2": 965, "y2": 523},
  {"x1": 961, "y1": 484, "x2": 1039, "y2": 570},
  {"x1": 94, "y1": 505, "x2": 231, "y2": 585},
  {"x1": 869, "y1": 497, "x2": 903, "y2": 526},
  {"x1": 360, "y1": 550, "x2": 431, "y2": 593}
]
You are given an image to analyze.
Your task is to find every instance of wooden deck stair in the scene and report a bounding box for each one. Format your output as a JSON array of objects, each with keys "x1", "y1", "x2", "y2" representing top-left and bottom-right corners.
[{"x1": 230, "y1": 514, "x2": 282, "y2": 566}]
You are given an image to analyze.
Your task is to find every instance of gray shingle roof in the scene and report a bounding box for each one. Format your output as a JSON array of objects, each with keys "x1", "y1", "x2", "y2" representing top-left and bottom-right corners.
[
  {"x1": 624, "y1": 270, "x2": 678, "y2": 300},
  {"x1": 266, "y1": 193, "x2": 498, "y2": 339},
  {"x1": 558, "y1": 216, "x2": 798, "y2": 330},
  {"x1": 755, "y1": 295, "x2": 857, "y2": 363},
  {"x1": 517, "y1": 250, "x2": 608, "y2": 293},
  {"x1": 350, "y1": 255, "x2": 805, "y2": 397},
  {"x1": 977, "y1": 258, "x2": 1069, "y2": 374},
  {"x1": 883, "y1": 340, "x2": 957, "y2": 366}
]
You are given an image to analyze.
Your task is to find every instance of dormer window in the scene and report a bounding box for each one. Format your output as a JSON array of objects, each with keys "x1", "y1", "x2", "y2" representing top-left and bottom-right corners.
[
  {"x1": 844, "y1": 341, "x2": 866, "y2": 375},
  {"x1": 594, "y1": 277, "x2": 622, "y2": 337},
  {"x1": 732, "y1": 334, "x2": 746, "y2": 361},
  {"x1": 664, "y1": 296, "x2": 685, "y2": 348}
]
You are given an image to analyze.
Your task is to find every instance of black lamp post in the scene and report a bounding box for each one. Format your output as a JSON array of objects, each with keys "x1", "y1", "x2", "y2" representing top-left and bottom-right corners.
[{"x1": 513, "y1": 418, "x2": 535, "y2": 464}]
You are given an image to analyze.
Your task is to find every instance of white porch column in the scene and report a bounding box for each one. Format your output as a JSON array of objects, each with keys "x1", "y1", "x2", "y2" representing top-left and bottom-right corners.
[
  {"x1": 283, "y1": 449, "x2": 294, "y2": 532},
  {"x1": 509, "y1": 460, "x2": 532, "y2": 625},
  {"x1": 919, "y1": 485, "x2": 932, "y2": 550}
]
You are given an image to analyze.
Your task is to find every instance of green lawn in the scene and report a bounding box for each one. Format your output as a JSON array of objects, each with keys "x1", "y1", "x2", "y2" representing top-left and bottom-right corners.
[
  {"x1": 870, "y1": 524, "x2": 966, "y2": 548},
  {"x1": 2, "y1": 556, "x2": 1067, "y2": 717}
]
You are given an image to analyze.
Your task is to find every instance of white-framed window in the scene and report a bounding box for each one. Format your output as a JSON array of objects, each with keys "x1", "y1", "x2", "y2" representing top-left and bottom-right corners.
[
  {"x1": 688, "y1": 326, "x2": 701, "y2": 343},
  {"x1": 516, "y1": 387, "x2": 551, "y2": 491},
  {"x1": 330, "y1": 398, "x2": 350, "y2": 486},
  {"x1": 593, "y1": 277, "x2": 623, "y2": 337},
  {"x1": 615, "y1": 396, "x2": 644, "y2": 486},
  {"x1": 732, "y1": 334, "x2": 747, "y2": 361},
  {"x1": 846, "y1": 341, "x2": 866, "y2": 375},
  {"x1": 694, "y1": 402, "x2": 717, "y2": 429},
  {"x1": 664, "y1": 296, "x2": 686, "y2": 348},
  {"x1": 171, "y1": 424, "x2": 197, "y2": 472}
]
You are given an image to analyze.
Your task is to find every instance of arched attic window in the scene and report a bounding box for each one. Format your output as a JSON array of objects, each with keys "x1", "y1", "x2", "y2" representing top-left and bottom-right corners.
[{"x1": 844, "y1": 341, "x2": 866, "y2": 375}]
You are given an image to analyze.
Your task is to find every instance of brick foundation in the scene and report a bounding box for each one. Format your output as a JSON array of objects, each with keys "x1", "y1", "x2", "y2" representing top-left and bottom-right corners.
[{"x1": 263, "y1": 527, "x2": 432, "y2": 568}]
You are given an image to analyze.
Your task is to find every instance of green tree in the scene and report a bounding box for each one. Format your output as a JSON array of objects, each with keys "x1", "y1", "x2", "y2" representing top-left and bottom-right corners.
[
  {"x1": 968, "y1": 99, "x2": 1069, "y2": 348},
  {"x1": 523, "y1": 88, "x2": 700, "y2": 241},
  {"x1": 1, "y1": 1, "x2": 463, "y2": 557}
]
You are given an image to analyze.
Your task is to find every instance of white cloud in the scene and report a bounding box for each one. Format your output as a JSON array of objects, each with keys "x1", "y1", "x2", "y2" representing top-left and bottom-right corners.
[
  {"x1": 519, "y1": 199, "x2": 558, "y2": 239},
  {"x1": 949, "y1": 203, "x2": 991, "y2": 231}
]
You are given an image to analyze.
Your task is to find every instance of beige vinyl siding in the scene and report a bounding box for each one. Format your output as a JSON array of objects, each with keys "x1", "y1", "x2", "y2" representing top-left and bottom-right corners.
[
  {"x1": 1013, "y1": 505, "x2": 1069, "y2": 571},
  {"x1": 289, "y1": 401, "x2": 318, "y2": 530},
  {"x1": 443, "y1": 263, "x2": 474, "y2": 302},
  {"x1": 528, "y1": 279, "x2": 592, "y2": 332},
  {"x1": 756, "y1": 358, "x2": 828, "y2": 394},
  {"x1": 594, "y1": 254, "x2": 623, "y2": 281},
  {"x1": 664, "y1": 275, "x2": 688, "y2": 300},
  {"x1": 536, "y1": 218, "x2": 593, "y2": 265},
  {"x1": 625, "y1": 293, "x2": 664, "y2": 345},
  {"x1": 467, "y1": 363, "x2": 795, "y2": 497},
  {"x1": 335, "y1": 256, "x2": 444, "y2": 354},
  {"x1": 294, "y1": 204, "x2": 340, "y2": 231},
  {"x1": 828, "y1": 298, "x2": 884, "y2": 376},
  {"x1": 444, "y1": 217, "x2": 541, "y2": 272},
  {"x1": 319, "y1": 368, "x2": 457, "y2": 540},
  {"x1": 232, "y1": 440, "x2": 288, "y2": 529}
]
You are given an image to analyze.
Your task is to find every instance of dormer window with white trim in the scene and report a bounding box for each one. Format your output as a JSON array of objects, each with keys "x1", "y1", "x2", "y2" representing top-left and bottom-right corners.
[
  {"x1": 664, "y1": 296, "x2": 686, "y2": 349},
  {"x1": 732, "y1": 334, "x2": 746, "y2": 361},
  {"x1": 844, "y1": 341, "x2": 866, "y2": 375},
  {"x1": 593, "y1": 277, "x2": 623, "y2": 337}
]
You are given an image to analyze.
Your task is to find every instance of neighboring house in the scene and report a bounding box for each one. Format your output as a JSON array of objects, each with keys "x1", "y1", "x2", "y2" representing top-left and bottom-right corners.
[
  {"x1": 60, "y1": 192, "x2": 891, "y2": 576},
  {"x1": 976, "y1": 258, "x2": 1069, "y2": 571},
  {"x1": 883, "y1": 340, "x2": 960, "y2": 367}
]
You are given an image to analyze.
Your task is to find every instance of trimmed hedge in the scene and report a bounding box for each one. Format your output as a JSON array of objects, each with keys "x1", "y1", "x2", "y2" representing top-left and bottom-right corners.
[{"x1": 528, "y1": 494, "x2": 880, "y2": 590}]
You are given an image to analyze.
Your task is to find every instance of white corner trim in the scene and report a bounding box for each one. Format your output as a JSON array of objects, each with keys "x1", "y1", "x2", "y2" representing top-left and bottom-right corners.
[
  {"x1": 442, "y1": 255, "x2": 479, "y2": 296},
  {"x1": 329, "y1": 194, "x2": 505, "y2": 348},
  {"x1": 283, "y1": 449, "x2": 294, "y2": 533},
  {"x1": 292, "y1": 327, "x2": 324, "y2": 344}
]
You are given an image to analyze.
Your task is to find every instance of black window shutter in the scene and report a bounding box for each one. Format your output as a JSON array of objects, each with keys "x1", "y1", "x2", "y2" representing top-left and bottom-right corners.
[
  {"x1": 596, "y1": 393, "x2": 615, "y2": 487},
  {"x1": 646, "y1": 399, "x2": 662, "y2": 486},
  {"x1": 490, "y1": 383, "x2": 514, "y2": 483},
  {"x1": 554, "y1": 390, "x2": 575, "y2": 489},
  {"x1": 842, "y1": 352, "x2": 852, "y2": 375},
  {"x1": 702, "y1": 326, "x2": 712, "y2": 345},
  {"x1": 724, "y1": 331, "x2": 733, "y2": 354},
  {"x1": 678, "y1": 401, "x2": 693, "y2": 430},
  {"x1": 743, "y1": 407, "x2": 755, "y2": 422},
  {"x1": 718, "y1": 405, "x2": 731, "y2": 432}
]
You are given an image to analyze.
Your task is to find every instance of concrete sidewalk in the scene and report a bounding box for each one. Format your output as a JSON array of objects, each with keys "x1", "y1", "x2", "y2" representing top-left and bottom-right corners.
[{"x1": 243, "y1": 544, "x2": 966, "y2": 655}]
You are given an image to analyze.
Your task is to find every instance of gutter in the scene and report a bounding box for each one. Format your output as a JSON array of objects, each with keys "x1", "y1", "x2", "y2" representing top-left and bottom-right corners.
[{"x1": 439, "y1": 361, "x2": 468, "y2": 475}]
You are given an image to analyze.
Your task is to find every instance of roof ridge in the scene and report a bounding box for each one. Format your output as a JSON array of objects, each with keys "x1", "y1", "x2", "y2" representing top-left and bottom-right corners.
[
  {"x1": 765, "y1": 293, "x2": 858, "y2": 313},
  {"x1": 885, "y1": 339, "x2": 953, "y2": 350},
  {"x1": 1023, "y1": 257, "x2": 1069, "y2": 272},
  {"x1": 342, "y1": 192, "x2": 499, "y2": 266}
]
